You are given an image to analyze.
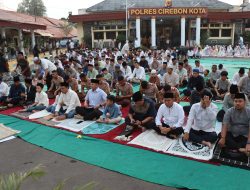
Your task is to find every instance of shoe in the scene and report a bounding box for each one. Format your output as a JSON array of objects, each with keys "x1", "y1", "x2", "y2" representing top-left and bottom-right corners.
[{"x1": 119, "y1": 125, "x2": 134, "y2": 137}]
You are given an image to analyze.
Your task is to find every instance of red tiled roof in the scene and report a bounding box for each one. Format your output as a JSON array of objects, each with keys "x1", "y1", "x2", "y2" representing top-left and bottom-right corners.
[
  {"x1": 36, "y1": 17, "x2": 77, "y2": 39},
  {"x1": 0, "y1": 9, "x2": 46, "y2": 29},
  {"x1": 0, "y1": 9, "x2": 77, "y2": 39}
]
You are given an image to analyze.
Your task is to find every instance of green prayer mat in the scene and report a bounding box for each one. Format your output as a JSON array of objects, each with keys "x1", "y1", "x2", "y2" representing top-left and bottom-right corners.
[{"x1": 1, "y1": 114, "x2": 250, "y2": 190}]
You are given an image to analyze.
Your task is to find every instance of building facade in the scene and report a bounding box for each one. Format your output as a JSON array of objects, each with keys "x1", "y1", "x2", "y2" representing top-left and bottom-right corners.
[{"x1": 69, "y1": 0, "x2": 250, "y2": 48}]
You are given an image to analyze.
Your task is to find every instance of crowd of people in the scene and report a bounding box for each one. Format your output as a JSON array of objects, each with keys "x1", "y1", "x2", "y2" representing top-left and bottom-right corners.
[
  {"x1": 187, "y1": 45, "x2": 250, "y2": 58},
  {"x1": 0, "y1": 44, "x2": 250, "y2": 158}
]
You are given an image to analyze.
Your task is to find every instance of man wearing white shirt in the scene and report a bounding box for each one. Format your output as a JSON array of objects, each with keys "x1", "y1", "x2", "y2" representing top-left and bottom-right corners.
[
  {"x1": 121, "y1": 62, "x2": 132, "y2": 80},
  {"x1": 183, "y1": 89, "x2": 218, "y2": 148},
  {"x1": 163, "y1": 65, "x2": 179, "y2": 87},
  {"x1": 232, "y1": 68, "x2": 246, "y2": 84},
  {"x1": 0, "y1": 77, "x2": 8, "y2": 102},
  {"x1": 154, "y1": 93, "x2": 185, "y2": 139},
  {"x1": 128, "y1": 62, "x2": 146, "y2": 84},
  {"x1": 176, "y1": 62, "x2": 188, "y2": 87},
  {"x1": 54, "y1": 82, "x2": 81, "y2": 121},
  {"x1": 34, "y1": 57, "x2": 57, "y2": 89},
  {"x1": 194, "y1": 60, "x2": 205, "y2": 75}
]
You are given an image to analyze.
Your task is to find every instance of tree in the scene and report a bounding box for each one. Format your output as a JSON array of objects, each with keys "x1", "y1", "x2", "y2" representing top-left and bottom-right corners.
[
  {"x1": 58, "y1": 21, "x2": 75, "y2": 37},
  {"x1": 17, "y1": 0, "x2": 47, "y2": 17}
]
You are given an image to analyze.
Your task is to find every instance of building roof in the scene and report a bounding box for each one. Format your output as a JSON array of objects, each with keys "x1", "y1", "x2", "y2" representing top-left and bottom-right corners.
[
  {"x1": 86, "y1": 0, "x2": 233, "y2": 12},
  {"x1": 0, "y1": 9, "x2": 77, "y2": 39},
  {"x1": 36, "y1": 17, "x2": 77, "y2": 39},
  {"x1": 0, "y1": 9, "x2": 46, "y2": 30}
]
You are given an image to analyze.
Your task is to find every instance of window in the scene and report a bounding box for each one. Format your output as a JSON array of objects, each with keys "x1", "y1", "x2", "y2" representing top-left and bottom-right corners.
[
  {"x1": 210, "y1": 23, "x2": 220, "y2": 28},
  {"x1": 222, "y1": 24, "x2": 231, "y2": 28},
  {"x1": 105, "y1": 26, "x2": 116, "y2": 30},
  {"x1": 118, "y1": 31, "x2": 126, "y2": 36},
  {"x1": 210, "y1": 29, "x2": 220, "y2": 37},
  {"x1": 117, "y1": 25, "x2": 126, "y2": 29},
  {"x1": 201, "y1": 24, "x2": 208, "y2": 28},
  {"x1": 94, "y1": 32, "x2": 104, "y2": 40},
  {"x1": 106, "y1": 31, "x2": 116, "y2": 39},
  {"x1": 221, "y1": 29, "x2": 231, "y2": 37}
]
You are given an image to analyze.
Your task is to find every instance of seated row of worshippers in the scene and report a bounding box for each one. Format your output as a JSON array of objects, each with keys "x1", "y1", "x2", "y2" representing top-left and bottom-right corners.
[
  {"x1": 0, "y1": 73, "x2": 250, "y2": 156},
  {"x1": 5, "y1": 51, "x2": 250, "y2": 105}
]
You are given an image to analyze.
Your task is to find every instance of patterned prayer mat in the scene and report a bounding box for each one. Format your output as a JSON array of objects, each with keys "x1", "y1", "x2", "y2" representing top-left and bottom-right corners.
[
  {"x1": 0, "y1": 123, "x2": 20, "y2": 140},
  {"x1": 29, "y1": 110, "x2": 51, "y2": 119},
  {"x1": 82, "y1": 120, "x2": 124, "y2": 135},
  {"x1": 11, "y1": 111, "x2": 32, "y2": 119},
  {"x1": 167, "y1": 138, "x2": 216, "y2": 161},
  {"x1": 55, "y1": 119, "x2": 96, "y2": 132},
  {"x1": 128, "y1": 130, "x2": 174, "y2": 152},
  {"x1": 213, "y1": 145, "x2": 250, "y2": 170},
  {"x1": 36, "y1": 118, "x2": 58, "y2": 127}
]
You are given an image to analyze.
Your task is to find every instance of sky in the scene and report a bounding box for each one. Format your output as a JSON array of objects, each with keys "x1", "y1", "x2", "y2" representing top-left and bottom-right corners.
[{"x1": 0, "y1": 0, "x2": 244, "y2": 19}]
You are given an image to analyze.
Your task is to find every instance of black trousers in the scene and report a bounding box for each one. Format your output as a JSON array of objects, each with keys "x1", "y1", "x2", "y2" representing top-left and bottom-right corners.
[
  {"x1": 75, "y1": 107, "x2": 102, "y2": 120},
  {"x1": 125, "y1": 116, "x2": 155, "y2": 129},
  {"x1": 189, "y1": 128, "x2": 218, "y2": 144},
  {"x1": 46, "y1": 74, "x2": 52, "y2": 90},
  {"x1": 225, "y1": 132, "x2": 247, "y2": 150},
  {"x1": 154, "y1": 123, "x2": 184, "y2": 139}
]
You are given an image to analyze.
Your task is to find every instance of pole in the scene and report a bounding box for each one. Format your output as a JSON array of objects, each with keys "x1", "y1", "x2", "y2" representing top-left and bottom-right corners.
[{"x1": 126, "y1": 0, "x2": 128, "y2": 41}]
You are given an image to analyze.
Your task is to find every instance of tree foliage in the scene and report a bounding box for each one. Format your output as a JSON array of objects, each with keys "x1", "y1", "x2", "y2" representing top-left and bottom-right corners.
[
  {"x1": 17, "y1": 0, "x2": 47, "y2": 17},
  {"x1": 58, "y1": 21, "x2": 76, "y2": 37}
]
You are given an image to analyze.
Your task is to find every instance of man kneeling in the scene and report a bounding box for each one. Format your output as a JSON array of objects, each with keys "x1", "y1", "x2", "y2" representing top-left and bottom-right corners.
[
  {"x1": 183, "y1": 89, "x2": 218, "y2": 148},
  {"x1": 154, "y1": 93, "x2": 184, "y2": 139},
  {"x1": 97, "y1": 95, "x2": 122, "y2": 124},
  {"x1": 219, "y1": 93, "x2": 250, "y2": 156}
]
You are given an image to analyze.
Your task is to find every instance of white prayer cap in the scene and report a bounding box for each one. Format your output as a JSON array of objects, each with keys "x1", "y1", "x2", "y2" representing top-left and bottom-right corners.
[
  {"x1": 168, "y1": 65, "x2": 174, "y2": 69},
  {"x1": 151, "y1": 69, "x2": 157, "y2": 74},
  {"x1": 33, "y1": 57, "x2": 39, "y2": 62}
]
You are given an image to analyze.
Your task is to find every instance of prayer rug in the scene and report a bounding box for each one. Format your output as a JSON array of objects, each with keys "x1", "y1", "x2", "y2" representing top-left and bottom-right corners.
[
  {"x1": 0, "y1": 136, "x2": 16, "y2": 143},
  {"x1": 29, "y1": 110, "x2": 51, "y2": 119},
  {"x1": 0, "y1": 123, "x2": 20, "y2": 140},
  {"x1": 82, "y1": 120, "x2": 124, "y2": 135},
  {"x1": 128, "y1": 130, "x2": 174, "y2": 152},
  {"x1": 36, "y1": 118, "x2": 58, "y2": 127},
  {"x1": 213, "y1": 145, "x2": 250, "y2": 170},
  {"x1": 167, "y1": 137, "x2": 216, "y2": 161},
  {"x1": 55, "y1": 119, "x2": 96, "y2": 132},
  {"x1": 11, "y1": 111, "x2": 32, "y2": 119}
]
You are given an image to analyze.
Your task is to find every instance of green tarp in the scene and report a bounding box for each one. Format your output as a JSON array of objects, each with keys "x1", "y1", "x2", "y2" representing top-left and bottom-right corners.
[{"x1": 1, "y1": 114, "x2": 250, "y2": 190}]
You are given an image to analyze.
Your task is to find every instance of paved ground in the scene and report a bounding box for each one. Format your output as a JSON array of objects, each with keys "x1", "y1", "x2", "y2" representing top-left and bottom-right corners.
[{"x1": 0, "y1": 138, "x2": 175, "y2": 190}]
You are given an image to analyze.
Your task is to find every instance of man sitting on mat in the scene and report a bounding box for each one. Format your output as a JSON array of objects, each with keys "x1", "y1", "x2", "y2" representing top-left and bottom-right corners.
[
  {"x1": 23, "y1": 78, "x2": 36, "y2": 106},
  {"x1": 54, "y1": 82, "x2": 81, "y2": 121},
  {"x1": 5, "y1": 76, "x2": 25, "y2": 108},
  {"x1": 47, "y1": 70, "x2": 64, "y2": 99},
  {"x1": 97, "y1": 95, "x2": 122, "y2": 124},
  {"x1": 0, "y1": 77, "x2": 9, "y2": 103},
  {"x1": 19, "y1": 83, "x2": 49, "y2": 113},
  {"x1": 122, "y1": 92, "x2": 156, "y2": 136},
  {"x1": 154, "y1": 93, "x2": 185, "y2": 139},
  {"x1": 183, "y1": 89, "x2": 218, "y2": 148},
  {"x1": 75, "y1": 79, "x2": 107, "y2": 120},
  {"x1": 219, "y1": 93, "x2": 250, "y2": 157},
  {"x1": 116, "y1": 76, "x2": 133, "y2": 107}
]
